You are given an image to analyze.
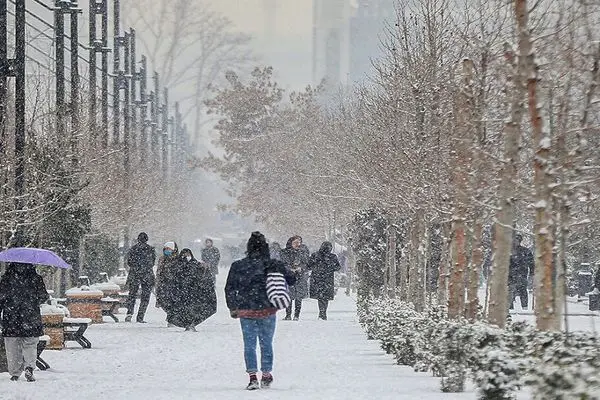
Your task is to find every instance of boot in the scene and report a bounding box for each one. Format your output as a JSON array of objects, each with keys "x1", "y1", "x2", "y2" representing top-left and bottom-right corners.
[
  {"x1": 24, "y1": 367, "x2": 35, "y2": 382},
  {"x1": 125, "y1": 315, "x2": 133, "y2": 322}
]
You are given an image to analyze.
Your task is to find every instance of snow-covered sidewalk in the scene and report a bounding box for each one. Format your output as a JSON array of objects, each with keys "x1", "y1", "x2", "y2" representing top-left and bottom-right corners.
[{"x1": 3, "y1": 272, "x2": 491, "y2": 400}]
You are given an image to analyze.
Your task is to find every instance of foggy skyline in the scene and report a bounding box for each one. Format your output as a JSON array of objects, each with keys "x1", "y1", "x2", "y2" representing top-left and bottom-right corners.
[{"x1": 212, "y1": 0, "x2": 314, "y2": 91}]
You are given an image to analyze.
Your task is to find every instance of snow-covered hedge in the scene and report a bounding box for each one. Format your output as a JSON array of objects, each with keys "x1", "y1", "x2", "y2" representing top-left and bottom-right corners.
[{"x1": 358, "y1": 296, "x2": 600, "y2": 399}]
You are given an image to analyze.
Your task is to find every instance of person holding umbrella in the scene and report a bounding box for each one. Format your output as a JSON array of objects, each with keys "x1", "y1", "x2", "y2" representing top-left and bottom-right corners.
[
  {"x1": 0, "y1": 262, "x2": 49, "y2": 382},
  {"x1": 0, "y1": 246, "x2": 70, "y2": 381}
]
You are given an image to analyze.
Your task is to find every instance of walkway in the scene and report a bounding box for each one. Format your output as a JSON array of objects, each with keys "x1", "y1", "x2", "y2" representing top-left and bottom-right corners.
[{"x1": 5, "y1": 271, "x2": 491, "y2": 400}]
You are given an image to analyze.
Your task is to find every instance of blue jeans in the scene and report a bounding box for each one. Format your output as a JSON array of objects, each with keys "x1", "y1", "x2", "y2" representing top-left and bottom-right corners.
[{"x1": 240, "y1": 315, "x2": 276, "y2": 373}]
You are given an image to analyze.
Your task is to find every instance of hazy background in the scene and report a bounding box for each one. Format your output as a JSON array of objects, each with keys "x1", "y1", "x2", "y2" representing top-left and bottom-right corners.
[
  {"x1": 9, "y1": 0, "x2": 395, "y2": 255},
  {"x1": 212, "y1": 0, "x2": 314, "y2": 91}
]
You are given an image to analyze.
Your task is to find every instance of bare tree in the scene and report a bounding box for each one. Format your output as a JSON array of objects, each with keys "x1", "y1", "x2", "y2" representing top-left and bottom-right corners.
[
  {"x1": 122, "y1": 0, "x2": 254, "y2": 147},
  {"x1": 487, "y1": 42, "x2": 524, "y2": 328}
]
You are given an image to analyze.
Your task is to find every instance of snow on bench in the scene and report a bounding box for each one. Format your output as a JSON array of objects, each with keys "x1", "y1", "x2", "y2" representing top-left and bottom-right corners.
[{"x1": 63, "y1": 317, "x2": 92, "y2": 324}]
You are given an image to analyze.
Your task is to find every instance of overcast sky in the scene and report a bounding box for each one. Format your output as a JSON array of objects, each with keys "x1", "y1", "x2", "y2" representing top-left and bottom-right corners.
[{"x1": 211, "y1": 0, "x2": 314, "y2": 91}]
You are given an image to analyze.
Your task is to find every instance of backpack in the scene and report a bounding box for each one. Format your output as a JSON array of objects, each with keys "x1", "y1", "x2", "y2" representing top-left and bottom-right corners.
[{"x1": 266, "y1": 272, "x2": 291, "y2": 309}]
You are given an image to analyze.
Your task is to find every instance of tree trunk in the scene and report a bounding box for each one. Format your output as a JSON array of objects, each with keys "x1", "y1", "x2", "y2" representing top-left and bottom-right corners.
[
  {"x1": 514, "y1": 0, "x2": 557, "y2": 331},
  {"x1": 409, "y1": 210, "x2": 426, "y2": 312},
  {"x1": 448, "y1": 59, "x2": 474, "y2": 320},
  {"x1": 437, "y1": 222, "x2": 451, "y2": 306},
  {"x1": 388, "y1": 222, "x2": 397, "y2": 298},
  {"x1": 399, "y1": 242, "x2": 409, "y2": 302},
  {"x1": 553, "y1": 70, "x2": 574, "y2": 331},
  {"x1": 487, "y1": 43, "x2": 524, "y2": 328},
  {"x1": 448, "y1": 216, "x2": 467, "y2": 319},
  {"x1": 466, "y1": 217, "x2": 483, "y2": 321}
]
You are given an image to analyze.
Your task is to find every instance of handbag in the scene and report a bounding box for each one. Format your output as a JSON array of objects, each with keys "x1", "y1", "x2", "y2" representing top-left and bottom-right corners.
[{"x1": 266, "y1": 271, "x2": 291, "y2": 309}]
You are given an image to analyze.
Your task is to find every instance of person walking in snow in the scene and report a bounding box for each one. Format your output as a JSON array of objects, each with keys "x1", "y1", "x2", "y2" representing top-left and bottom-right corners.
[
  {"x1": 125, "y1": 232, "x2": 156, "y2": 323},
  {"x1": 269, "y1": 242, "x2": 282, "y2": 261},
  {"x1": 225, "y1": 232, "x2": 296, "y2": 390},
  {"x1": 280, "y1": 235, "x2": 310, "y2": 320},
  {"x1": 508, "y1": 233, "x2": 535, "y2": 310},
  {"x1": 308, "y1": 241, "x2": 341, "y2": 320},
  {"x1": 201, "y1": 239, "x2": 221, "y2": 276},
  {"x1": 0, "y1": 263, "x2": 49, "y2": 382},
  {"x1": 155, "y1": 242, "x2": 179, "y2": 317},
  {"x1": 164, "y1": 249, "x2": 217, "y2": 331}
]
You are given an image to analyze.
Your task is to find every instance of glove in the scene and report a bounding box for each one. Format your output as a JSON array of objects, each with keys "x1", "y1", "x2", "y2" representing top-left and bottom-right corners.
[{"x1": 230, "y1": 310, "x2": 239, "y2": 319}]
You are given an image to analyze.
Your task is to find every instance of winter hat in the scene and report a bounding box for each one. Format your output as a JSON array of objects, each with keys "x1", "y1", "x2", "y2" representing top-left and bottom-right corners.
[
  {"x1": 319, "y1": 241, "x2": 333, "y2": 254},
  {"x1": 138, "y1": 232, "x2": 149, "y2": 243},
  {"x1": 247, "y1": 231, "x2": 270, "y2": 259},
  {"x1": 163, "y1": 241, "x2": 177, "y2": 253}
]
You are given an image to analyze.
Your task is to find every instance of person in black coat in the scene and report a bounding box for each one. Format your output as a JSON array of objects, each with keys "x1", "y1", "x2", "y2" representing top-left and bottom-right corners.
[
  {"x1": 125, "y1": 232, "x2": 156, "y2": 323},
  {"x1": 308, "y1": 241, "x2": 341, "y2": 320},
  {"x1": 201, "y1": 239, "x2": 221, "y2": 276},
  {"x1": 508, "y1": 234, "x2": 535, "y2": 310},
  {"x1": 0, "y1": 263, "x2": 49, "y2": 382},
  {"x1": 225, "y1": 232, "x2": 296, "y2": 390},
  {"x1": 166, "y1": 249, "x2": 217, "y2": 331},
  {"x1": 280, "y1": 235, "x2": 310, "y2": 320}
]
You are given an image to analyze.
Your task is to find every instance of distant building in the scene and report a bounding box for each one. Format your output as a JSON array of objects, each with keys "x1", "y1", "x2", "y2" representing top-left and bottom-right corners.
[
  {"x1": 312, "y1": 0, "x2": 395, "y2": 87},
  {"x1": 312, "y1": 0, "x2": 351, "y2": 87},
  {"x1": 348, "y1": 0, "x2": 395, "y2": 83}
]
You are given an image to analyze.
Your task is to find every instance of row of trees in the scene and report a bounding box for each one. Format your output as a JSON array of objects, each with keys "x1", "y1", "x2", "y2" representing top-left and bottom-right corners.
[
  {"x1": 0, "y1": 0, "x2": 252, "y2": 291},
  {"x1": 204, "y1": 0, "x2": 600, "y2": 331}
]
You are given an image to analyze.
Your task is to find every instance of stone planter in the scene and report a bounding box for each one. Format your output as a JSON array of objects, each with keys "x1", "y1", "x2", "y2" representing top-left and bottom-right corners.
[
  {"x1": 66, "y1": 287, "x2": 104, "y2": 324},
  {"x1": 41, "y1": 313, "x2": 65, "y2": 350},
  {"x1": 41, "y1": 303, "x2": 67, "y2": 349}
]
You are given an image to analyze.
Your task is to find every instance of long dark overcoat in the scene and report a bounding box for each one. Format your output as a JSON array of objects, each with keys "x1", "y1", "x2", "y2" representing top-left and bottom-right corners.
[
  {"x1": 164, "y1": 255, "x2": 217, "y2": 327},
  {"x1": 309, "y1": 242, "x2": 341, "y2": 301},
  {"x1": 0, "y1": 263, "x2": 49, "y2": 338},
  {"x1": 281, "y1": 239, "x2": 310, "y2": 300}
]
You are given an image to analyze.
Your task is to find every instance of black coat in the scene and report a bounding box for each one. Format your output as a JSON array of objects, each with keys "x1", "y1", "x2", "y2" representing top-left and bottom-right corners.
[
  {"x1": 309, "y1": 242, "x2": 341, "y2": 300},
  {"x1": 509, "y1": 245, "x2": 534, "y2": 285},
  {"x1": 225, "y1": 257, "x2": 296, "y2": 311},
  {"x1": 164, "y1": 257, "x2": 217, "y2": 327},
  {"x1": 281, "y1": 240, "x2": 310, "y2": 300},
  {"x1": 126, "y1": 242, "x2": 156, "y2": 277},
  {"x1": 155, "y1": 255, "x2": 178, "y2": 309},
  {"x1": 201, "y1": 247, "x2": 220, "y2": 276},
  {"x1": 0, "y1": 264, "x2": 49, "y2": 337}
]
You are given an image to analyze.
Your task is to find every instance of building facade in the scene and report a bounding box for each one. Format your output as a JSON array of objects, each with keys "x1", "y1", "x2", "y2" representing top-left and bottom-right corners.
[{"x1": 312, "y1": 0, "x2": 395, "y2": 87}]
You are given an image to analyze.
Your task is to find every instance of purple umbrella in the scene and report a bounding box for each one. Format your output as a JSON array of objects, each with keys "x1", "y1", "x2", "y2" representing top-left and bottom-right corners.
[{"x1": 0, "y1": 247, "x2": 71, "y2": 269}]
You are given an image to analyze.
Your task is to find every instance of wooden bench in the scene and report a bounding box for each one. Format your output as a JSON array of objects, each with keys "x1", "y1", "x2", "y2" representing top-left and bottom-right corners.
[
  {"x1": 63, "y1": 318, "x2": 92, "y2": 349},
  {"x1": 101, "y1": 297, "x2": 121, "y2": 323},
  {"x1": 36, "y1": 335, "x2": 51, "y2": 370}
]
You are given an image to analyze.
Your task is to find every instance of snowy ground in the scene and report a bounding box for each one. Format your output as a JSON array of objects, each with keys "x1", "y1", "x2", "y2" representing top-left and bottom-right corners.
[{"x1": 2, "y1": 271, "x2": 597, "y2": 400}]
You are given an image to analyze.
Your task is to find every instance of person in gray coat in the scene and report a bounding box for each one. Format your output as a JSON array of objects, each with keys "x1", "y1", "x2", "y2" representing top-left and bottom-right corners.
[{"x1": 281, "y1": 236, "x2": 310, "y2": 320}]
